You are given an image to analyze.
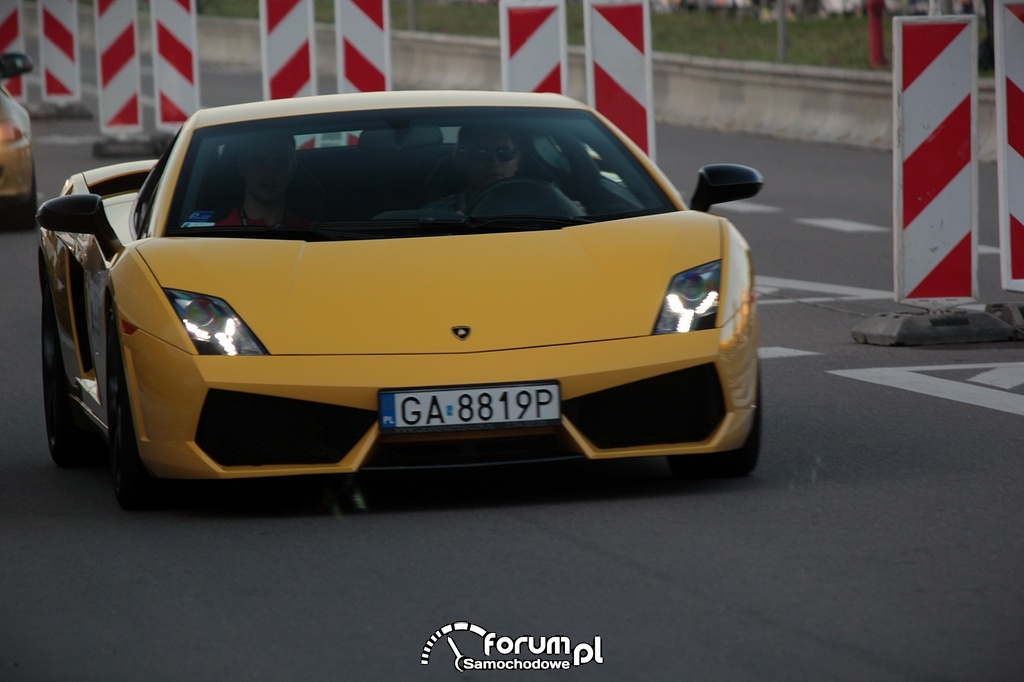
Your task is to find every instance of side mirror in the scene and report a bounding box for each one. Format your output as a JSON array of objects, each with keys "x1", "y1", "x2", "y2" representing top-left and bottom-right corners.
[
  {"x1": 0, "y1": 52, "x2": 33, "y2": 80},
  {"x1": 37, "y1": 194, "x2": 122, "y2": 259},
  {"x1": 688, "y1": 164, "x2": 763, "y2": 213}
]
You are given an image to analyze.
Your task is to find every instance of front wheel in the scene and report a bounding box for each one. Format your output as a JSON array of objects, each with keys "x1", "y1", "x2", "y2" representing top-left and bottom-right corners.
[
  {"x1": 667, "y1": 386, "x2": 761, "y2": 478},
  {"x1": 106, "y1": 307, "x2": 164, "y2": 509}
]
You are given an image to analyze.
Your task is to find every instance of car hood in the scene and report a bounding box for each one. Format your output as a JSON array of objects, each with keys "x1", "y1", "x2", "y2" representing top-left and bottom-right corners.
[{"x1": 136, "y1": 214, "x2": 723, "y2": 355}]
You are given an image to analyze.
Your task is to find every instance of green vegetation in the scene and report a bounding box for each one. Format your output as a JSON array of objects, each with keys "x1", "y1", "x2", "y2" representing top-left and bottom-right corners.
[{"x1": 197, "y1": 0, "x2": 895, "y2": 70}]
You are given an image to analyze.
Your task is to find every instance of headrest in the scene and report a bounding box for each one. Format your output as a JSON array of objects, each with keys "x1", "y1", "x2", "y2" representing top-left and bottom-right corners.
[{"x1": 358, "y1": 125, "x2": 443, "y2": 150}]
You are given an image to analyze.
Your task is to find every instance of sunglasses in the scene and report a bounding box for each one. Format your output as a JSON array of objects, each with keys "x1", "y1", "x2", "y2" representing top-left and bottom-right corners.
[{"x1": 458, "y1": 145, "x2": 518, "y2": 163}]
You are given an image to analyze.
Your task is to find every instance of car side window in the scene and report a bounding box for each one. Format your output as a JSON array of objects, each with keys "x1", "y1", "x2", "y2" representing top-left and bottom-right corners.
[{"x1": 133, "y1": 132, "x2": 178, "y2": 239}]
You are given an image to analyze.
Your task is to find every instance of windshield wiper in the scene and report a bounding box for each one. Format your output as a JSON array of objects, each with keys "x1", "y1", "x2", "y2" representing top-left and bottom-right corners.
[
  {"x1": 358, "y1": 214, "x2": 592, "y2": 233},
  {"x1": 312, "y1": 220, "x2": 458, "y2": 238},
  {"x1": 174, "y1": 224, "x2": 346, "y2": 240},
  {"x1": 183, "y1": 215, "x2": 594, "y2": 241},
  {"x1": 459, "y1": 214, "x2": 593, "y2": 231}
]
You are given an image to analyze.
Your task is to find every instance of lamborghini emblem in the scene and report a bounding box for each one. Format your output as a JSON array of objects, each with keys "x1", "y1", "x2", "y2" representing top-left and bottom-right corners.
[{"x1": 452, "y1": 326, "x2": 471, "y2": 340}]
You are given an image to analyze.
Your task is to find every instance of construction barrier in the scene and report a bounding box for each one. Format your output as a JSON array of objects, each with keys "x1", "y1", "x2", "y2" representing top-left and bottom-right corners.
[
  {"x1": 893, "y1": 16, "x2": 978, "y2": 307},
  {"x1": 335, "y1": 0, "x2": 390, "y2": 93},
  {"x1": 38, "y1": 0, "x2": 80, "y2": 104},
  {"x1": 0, "y1": 0, "x2": 25, "y2": 99},
  {"x1": 152, "y1": 0, "x2": 200, "y2": 133},
  {"x1": 583, "y1": 0, "x2": 654, "y2": 160},
  {"x1": 260, "y1": 0, "x2": 316, "y2": 100},
  {"x1": 500, "y1": 0, "x2": 567, "y2": 94},
  {"x1": 95, "y1": 0, "x2": 141, "y2": 135},
  {"x1": 996, "y1": 0, "x2": 1024, "y2": 293}
]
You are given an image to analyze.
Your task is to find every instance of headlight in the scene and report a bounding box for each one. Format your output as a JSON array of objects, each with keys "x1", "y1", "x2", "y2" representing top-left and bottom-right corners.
[
  {"x1": 653, "y1": 261, "x2": 721, "y2": 334},
  {"x1": 0, "y1": 120, "x2": 25, "y2": 143},
  {"x1": 165, "y1": 289, "x2": 267, "y2": 356}
]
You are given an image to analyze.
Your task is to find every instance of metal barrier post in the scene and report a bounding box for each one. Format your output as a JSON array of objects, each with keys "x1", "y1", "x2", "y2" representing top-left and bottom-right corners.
[
  {"x1": 583, "y1": 0, "x2": 654, "y2": 160},
  {"x1": 336, "y1": 0, "x2": 390, "y2": 93},
  {"x1": 500, "y1": 0, "x2": 567, "y2": 94}
]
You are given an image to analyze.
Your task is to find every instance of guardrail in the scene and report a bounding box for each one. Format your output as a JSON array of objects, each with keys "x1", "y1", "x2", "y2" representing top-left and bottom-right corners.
[{"x1": 45, "y1": 10, "x2": 1000, "y2": 161}]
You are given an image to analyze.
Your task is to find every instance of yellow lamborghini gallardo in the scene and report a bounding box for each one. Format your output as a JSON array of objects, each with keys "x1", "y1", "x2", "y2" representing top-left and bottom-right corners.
[{"x1": 38, "y1": 90, "x2": 763, "y2": 509}]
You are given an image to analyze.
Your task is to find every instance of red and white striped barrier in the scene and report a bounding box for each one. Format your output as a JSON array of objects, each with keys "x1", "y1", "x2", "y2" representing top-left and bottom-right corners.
[
  {"x1": 152, "y1": 0, "x2": 200, "y2": 133},
  {"x1": 996, "y1": 0, "x2": 1024, "y2": 293},
  {"x1": 584, "y1": 0, "x2": 654, "y2": 160},
  {"x1": 500, "y1": 0, "x2": 567, "y2": 94},
  {"x1": 335, "y1": 0, "x2": 390, "y2": 93},
  {"x1": 260, "y1": 0, "x2": 316, "y2": 100},
  {"x1": 0, "y1": 0, "x2": 25, "y2": 100},
  {"x1": 893, "y1": 16, "x2": 978, "y2": 307},
  {"x1": 95, "y1": 0, "x2": 141, "y2": 135},
  {"x1": 38, "y1": 0, "x2": 80, "y2": 104}
]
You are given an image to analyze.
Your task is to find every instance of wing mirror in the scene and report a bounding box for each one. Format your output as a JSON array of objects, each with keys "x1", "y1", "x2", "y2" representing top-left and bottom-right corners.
[
  {"x1": 0, "y1": 52, "x2": 33, "y2": 80},
  {"x1": 37, "y1": 194, "x2": 122, "y2": 259},
  {"x1": 688, "y1": 164, "x2": 763, "y2": 213}
]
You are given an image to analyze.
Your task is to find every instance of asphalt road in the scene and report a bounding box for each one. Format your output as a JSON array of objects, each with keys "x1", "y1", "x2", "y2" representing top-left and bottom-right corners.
[{"x1": 1, "y1": 57, "x2": 1023, "y2": 682}]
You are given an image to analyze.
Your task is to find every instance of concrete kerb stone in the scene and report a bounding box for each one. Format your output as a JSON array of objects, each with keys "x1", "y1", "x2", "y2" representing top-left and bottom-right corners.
[
  {"x1": 92, "y1": 136, "x2": 166, "y2": 159},
  {"x1": 851, "y1": 310, "x2": 1018, "y2": 346},
  {"x1": 24, "y1": 101, "x2": 93, "y2": 120}
]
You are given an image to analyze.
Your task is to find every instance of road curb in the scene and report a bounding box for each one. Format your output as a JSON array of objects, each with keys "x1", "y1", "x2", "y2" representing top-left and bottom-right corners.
[
  {"x1": 92, "y1": 136, "x2": 167, "y2": 159},
  {"x1": 24, "y1": 102, "x2": 93, "y2": 121}
]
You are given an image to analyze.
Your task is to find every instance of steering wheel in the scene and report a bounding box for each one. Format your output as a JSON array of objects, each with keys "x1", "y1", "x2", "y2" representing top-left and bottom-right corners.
[{"x1": 466, "y1": 178, "x2": 584, "y2": 218}]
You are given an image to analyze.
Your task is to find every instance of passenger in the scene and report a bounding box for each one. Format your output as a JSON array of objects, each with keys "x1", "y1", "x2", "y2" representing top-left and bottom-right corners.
[
  {"x1": 425, "y1": 125, "x2": 522, "y2": 214},
  {"x1": 216, "y1": 132, "x2": 311, "y2": 227}
]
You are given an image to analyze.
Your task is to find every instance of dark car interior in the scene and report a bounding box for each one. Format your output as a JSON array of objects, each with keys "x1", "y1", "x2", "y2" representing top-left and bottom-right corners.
[{"x1": 170, "y1": 107, "x2": 677, "y2": 235}]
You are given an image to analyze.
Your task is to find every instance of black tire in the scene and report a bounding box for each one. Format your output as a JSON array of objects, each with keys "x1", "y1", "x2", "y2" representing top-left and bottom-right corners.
[
  {"x1": 41, "y1": 283, "x2": 104, "y2": 466},
  {"x1": 667, "y1": 386, "x2": 761, "y2": 479},
  {"x1": 106, "y1": 307, "x2": 164, "y2": 509}
]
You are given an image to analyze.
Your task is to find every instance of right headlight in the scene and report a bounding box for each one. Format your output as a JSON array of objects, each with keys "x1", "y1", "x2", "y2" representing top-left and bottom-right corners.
[
  {"x1": 165, "y1": 289, "x2": 267, "y2": 356},
  {"x1": 653, "y1": 261, "x2": 721, "y2": 334}
]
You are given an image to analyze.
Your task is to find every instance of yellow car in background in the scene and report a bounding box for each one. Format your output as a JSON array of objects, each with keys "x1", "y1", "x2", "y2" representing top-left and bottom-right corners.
[
  {"x1": 0, "y1": 52, "x2": 35, "y2": 231},
  {"x1": 37, "y1": 90, "x2": 763, "y2": 509}
]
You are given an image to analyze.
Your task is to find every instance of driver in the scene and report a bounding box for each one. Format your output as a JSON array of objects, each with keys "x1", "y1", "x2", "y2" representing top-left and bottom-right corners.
[
  {"x1": 425, "y1": 125, "x2": 522, "y2": 214},
  {"x1": 216, "y1": 132, "x2": 311, "y2": 227}
]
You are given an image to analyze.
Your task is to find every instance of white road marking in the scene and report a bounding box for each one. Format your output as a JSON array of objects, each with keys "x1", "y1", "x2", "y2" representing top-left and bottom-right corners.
[
  {"x1": 793, "y1": 217, "x2": 889, "y2": 233},
  {"x1": 830, "y1": 362, "x2": 1024, "y2": 417},
  {"x1": 968, "y1": 366, "x2": 1024, "y2": 390},
  {"x1": 713, "y1": 198, "x2": 1000, "y2": 254},
  {"x1": 34, "y1": 134, "x2": 100, "y2": 146},
  {"x1": 756, "y1": 276, "x2": 892, "y2": 305},
  {"x1": 759, "y1": 346, "x2": 822, "y2": 359},
  {"x1": 716, "y1": 201, "x2": 783, "y2": 214}
]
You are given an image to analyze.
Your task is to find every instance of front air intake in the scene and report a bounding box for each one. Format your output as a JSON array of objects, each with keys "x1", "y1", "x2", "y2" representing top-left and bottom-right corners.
[
  {"x1": 562, "y1": 364, "x2": 725, "y2": 449},
  {"x1": 196, "y1": 390, "x2": 375, "y2": 466}
]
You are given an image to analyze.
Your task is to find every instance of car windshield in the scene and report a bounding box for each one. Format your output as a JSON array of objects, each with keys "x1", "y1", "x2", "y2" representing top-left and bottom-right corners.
[{"x1": 166, "y1": 106, "x2": 677, "y2": 240}]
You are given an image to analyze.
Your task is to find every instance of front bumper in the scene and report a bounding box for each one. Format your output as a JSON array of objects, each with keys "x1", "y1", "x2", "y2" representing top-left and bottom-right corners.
[{"x1": 124, "y1": 318, "x2": 757, "y2": 479}]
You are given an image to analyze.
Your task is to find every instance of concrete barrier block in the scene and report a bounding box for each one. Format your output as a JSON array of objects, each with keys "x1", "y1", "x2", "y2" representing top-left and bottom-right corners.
[
  {"x1": 17, "y1": 8, "x2": 999, "y2": 160},
  {"x1": 852, "y1": 311, "x2": 1018, "y2": 346}
]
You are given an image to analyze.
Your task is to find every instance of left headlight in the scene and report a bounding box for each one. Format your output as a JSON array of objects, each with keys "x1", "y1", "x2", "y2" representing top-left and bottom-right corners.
[
  {"x1": 165, "y1": 289, "x2": 267, "y2": 356},
  {"x1": 653, "y1": 261, "x2": 721, "y2": 334}
]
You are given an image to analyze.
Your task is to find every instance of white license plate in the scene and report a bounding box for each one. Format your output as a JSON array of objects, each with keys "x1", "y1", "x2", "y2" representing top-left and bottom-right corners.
[{"x1": 379, "y1": 382, "x2": 560, "y2": 434}]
